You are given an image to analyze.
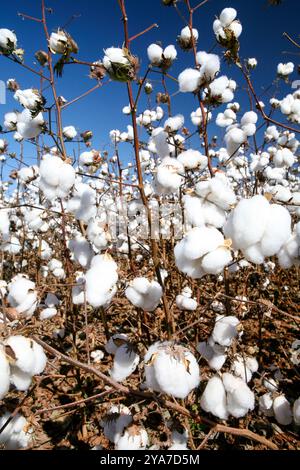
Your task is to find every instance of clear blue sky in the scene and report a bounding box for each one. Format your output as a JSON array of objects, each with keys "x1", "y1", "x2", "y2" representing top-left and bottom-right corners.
[{"x1": 1, "y1": 0, "x2": 299, "y2": 171}]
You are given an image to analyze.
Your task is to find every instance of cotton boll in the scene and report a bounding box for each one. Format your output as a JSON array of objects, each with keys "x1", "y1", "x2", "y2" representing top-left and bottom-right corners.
[
  {"x1": 155, "y1": 157, "x2": 184, "y2": 194},
  {"x1": 176, "y1": 293, "x2": 197, "y2": 311},
  {"x1": 164, "y1": 114, "x2": 184, "y2": 132},
  {"x1": 40, "y1": 307, "x2": 57, "y2": 320},
  {"x1": 0, "y1": 348, "x2": 10, "y2": 399},
  {"x1": 67, "y1": 183, "x2": 97, "y2": 223},
  {"x1": 212, "y1": 315, "x2": 240, "y2": 347},
  {"x1": 241, "y1": 111, "x2": 258, "y2": 126},
  {"x1": 200, "y1": 375, "x2": 228, "y2": 419},
  {"x1": 219, "y1": 8, "x2": 237, "y2": 26},
  {"x1": 105, "y1": 334, "x2": 129, "y2": 355},
  {"x1": 183, "y1": 195, "x2": 205, "y2": 227},
  {"x1": 144, "y1": 342, "x2": 200, "y2": 398},
  {"x1": 85, "y1": 254, "x2": 118, "y2": 308},
  {"x1": 31, "y1": 341, "x2": 47, "y2": 375},
  {"x1": 196, "y1": 51, "x2": 220, "y2": 83},
  {"x1": 110, "y1": 343, "x2": 140, "y2": 382},
  {"x1": 182, "y1": 226, "x2": 225, "y2": 261},
  {"x1": 63, "y1": 125, "x2": 77, "y2": 140},
  {"x1": 68, "y1": 235, "x2": 93, "y2": 268},
  {"x1": 0, "y1": 209, "x2": 10, "y2": 241},
  {"x1": 222, "y1": 373, "x2": 255, "y2": 418},
  {"x1": 16, "y1": 109, "x2": 44, "y2": 139},
  {"x1": 86, "y1": 218, "x2": 110, "y2": 251},
  {"x1": 0, "y1": 413, "x2": 32, "y2": 450},
  {"x1": 293, "y1": 397, "x2": 300, "y2": 425},
  {"x1": 273, "y1": 395, "x2": 293, "y2": 425},
  {"x1": 147, "y1": 44, "x2": 163, "y2": 65},
  {"x1": 259, "y1": 393, "x2": 274, "y2": 417},
  {"x1": 277, "y1": 62, "x2": 294, "y2": 77},
  {"x1": 197, "y1": 340, "x2": 227, "y2": 370},
  {"x1": 178, "y1": 68, "x2": 201, "y2": 93},
  {"x1": 101, "y1": 405, "x2": 132, "y2": 444},
  {"x1": 0, "y1": 28, "x2": 17, "y2": 53},
  {"x1": 263, "y1": 377, "x2": 278, "y2": 393},
  {"x1": 195, "y1": 173, "x2": 236, "y2": 210},
  {"x1": 39, "y1": 154, "x2": 75, "y2": 201},
  {"x1": 259, "y1": 204, "x2": 291, "y2": 257},
  {"x1": 115, "y1": 425, "x2": 148, "y2": 450},
  {"x1": 7, "y1": 275, "x2": 37, "y2": 318},
  {"x1": 201, "y1": 247, "x2": 232, "y2": 275},
  {"x1": 168, "y1": 427, "x2": 189, "y2": 450},
  {"x1": 125, "y1": 278, "x2": 162, "y2": 311},
  {"x1": 177, "y1": 149, "x2": 207, "y2": 170},
  {"x1": 163, "y1": 45, "x2": 177, "y2": 61},
  {"x1": 231, "y1": 355, "x2": 258, "y2": 382},
  {"x1": 150, "y1": 127, "x2": 171, "y2": 158},
  {"x1": 4, "y1": 336, "x2": 35, "y2": 374}
]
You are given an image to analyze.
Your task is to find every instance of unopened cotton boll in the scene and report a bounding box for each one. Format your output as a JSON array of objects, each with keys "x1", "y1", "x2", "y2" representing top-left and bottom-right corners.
[
  {"x1": 101, "y1": 405, "x2": 132, "y2": 444},
  {"x1": 178, "y1": 68, "x2": 201, "y2": 93},
  {"x1": 110, "y1": 343, "x2": 139, "y2": 382},
  {"x1": 144, "y1": 341, "x2": 200, "y2": 398},
  {"x1": 200, "y1": 375, "x2": 228, "y2": 420},
  {"x1": 273, "y1": 395, "x2": 293, "y2": 425},
  {"x1": 125, "y1": 277, "x2": 162, "y2": 311},
  {"x1": 115, "y1": 425, "x2": 148, "y2": 450}
]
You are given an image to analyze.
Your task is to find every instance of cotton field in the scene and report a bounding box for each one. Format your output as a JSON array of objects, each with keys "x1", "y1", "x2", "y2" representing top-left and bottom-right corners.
[{"x1": 0, "y1": 0, "x2": 299, "y2": 452}]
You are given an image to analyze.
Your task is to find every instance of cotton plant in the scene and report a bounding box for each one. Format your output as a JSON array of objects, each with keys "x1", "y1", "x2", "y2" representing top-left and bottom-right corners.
[
  {"x1": 125, "y1": 277, "x2": 162, "y2": 311},
  {"x1": 14, "y1": 88, "x2": 45, "y2": 116},
  {"x1": 3, "y1": 109, "x2": 45, "y2": 140},
  {"x1": 143, "y1": 341, "x2": 200, "y2": 399},
  {"x1": 213, "y1": 7, "x2": 242, "y2": 55}
]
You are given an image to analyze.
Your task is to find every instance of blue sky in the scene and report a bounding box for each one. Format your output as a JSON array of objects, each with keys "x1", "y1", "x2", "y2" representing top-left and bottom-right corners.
[{"x1": 0, "y1": 0, "x2": 299, "y2": 172}]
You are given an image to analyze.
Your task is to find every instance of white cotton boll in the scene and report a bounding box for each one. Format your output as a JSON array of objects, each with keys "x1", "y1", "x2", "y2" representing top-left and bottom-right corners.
[
  {"x1": 9, "y1": 366, "x2": 32, "y2": 391},
  {"x1": 231, "y1": 355, "x2": 258, "y2": 382},
  {"x1": 163, "y1": 45, "x2": 177, "y2": 60},
  {"x1": 0, "y1": 28, "x2": 17, "y2": 52},
  {"x1": 4, "y1": 336, "x2": 35, "y2": 374},
  {"x1": 177, "y1": 149, "x2": 207, "y2": 170},
  {"x1": 110, "y1": 343, "x2": 139, "y2": 382},
  {"x1": 31, "y1": 341, "x2": 47, "y2": 375},
  {"x1": 16, "y1": 109, "x2": 44, "y2": 139},
  {"x1": 176, "y1": 293, "x2": 197, "y2": 311},
  {"x1": 125, "y1": 278, "x2": 162, "y2": 311},
  {"x1": 216, "y1": 109, "x2": 236, "y2": 127},
  {"x1": 293, "y1": 397, "x2": 300, "y2": 425},
  {"x1": 219, "y1": 8, "x2": 237, "y2": 26},
  {"x1": 105, "y1": 334, "x2": 129, "y2": 355},
  {"x1": 195, "y1": 173, "x2": 236, "y2": 210},
  {"x1": 212, "y1": 315, "x2": 240, "y2": 347},
  {"x1": 265, "y1": 126, "x2": 279, "y2": 141},
  {"x1": 150, "y1": 127, "x2": 171, "y2": 158},
  {"x1": 14, "y1": 89, "x2": 44, "y2": 111},
  {"x1": 209, "y1": 75, "x2": 229, "y2": 96},
  {"x1": 196, "y1": 51, "x2": 220, "y2": 83},
  {"x1": 191, "y1": 106, "x2": 212, "y2": 126},
  {"x1": 116, "y1": 426, "x2": 148, "y2": 450},
  {"x1": 180, "y1": 25, "x2": 198, "y2": 41},
  {"x1": 263, "y1": 377, "x2": 278, "y2": 392},
  {"x1": 102, "y1": 405, "x2": 132, "y2": 444},
  {"x1": 182, "y1": 226, "x2": 224, "y2": 261},
  {"x1": 0, "y1": 413, "x2": 32, "y2": 450},
  {"x1": 86, "y1": 218, "x2": 110, "y2": 251},
  {"x1": 39, "y1": 154, "x2": 75, "y2": 201},
  {"x1": 85, "y1": 254, "x2": 118, "y2": 307},
  {"x1": 223, "y1": 373, "x2": 255, "y2": 418},
  {"x1": 259, "y1": 204, "x2": 291, "y2": 257},
  {"x1": 68, "y1": 235, "x2": 93, "y2": 268},
  {"x1": 197, "y1": 340, "x2": 227, "y2": 370},
  {"x1": 0, "y1": 348, "x2": 10, "y2": 399},
  {"x1": 169, "y1": 428, "x2": 189, "y2": 450},
  {"x1": 241, "y1": 111, "x2": 258, "y2": 126},
  {"x1": 49, "y1": 31, "x2": 68, "y2": 54},
  {"x1": 40, "y1": 307, "x2": 57, "y2": 320},
  {"x1": 155, "y1": 157, "x2": 184, "y2": 194},
  {"x1": 144, "y1": 342, "x2": 200, "y2": 398},
  {"x1": 178, "y1": 68, "x2": 201, "y2": 93},
  {"x1": 164, "y1": 114, "x2": 184, "y2": 132},
  {"x1": 259, "y1": 393, "x2": 274, "y2": 417},
  {"x1": 63, "y1": 125, "x2": 77, "y2": 140},
  {"x1": 202, "y1": 200, "x2": 226, "y2": 228},
  {"x1": 200, "y1": 375, "x2": 228, "y2": 420},
  {"x1": 183, "y1": 195, "x2": 205, "y2": 227},
  {"x1": 147, "y1": 44, "x2": 163, "y2": 65},
  {"x1": 4, "y1": 111, "x2": 18, "y2": 131},
  {"x1": 273, "y1": 395, "x2": 293, "y2": 425},
  {"x1": 7, "y1": 276, "x2": 37, "y2": 318},
  {"x1": 273, "y1": 148, "x2": 295, "y2": 168},
  {"x1": 228, "y1": 21, "x2": 242, "y2": 38},
  {"x1": 201, "y1": 247, "x2": 232, "y2": 275},
  {"x1": 0, "y1": 209, "x2": 10, "y2": 241},
  {"x1": 277, "y1": 62, "x2": 294, "y2": 76}
]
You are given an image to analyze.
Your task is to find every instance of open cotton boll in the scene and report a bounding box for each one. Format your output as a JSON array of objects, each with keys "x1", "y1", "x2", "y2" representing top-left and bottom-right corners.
[
  {"x1": 7, "y1": 275, "x2": 37, "y2": 318},
  {"x1": 4, "y1": 336, "x2": 35, "y2": 374},
  {"x1": 293, "y1": 397, "x2": 300, "y2": 425},
  {"x1": 14, "y1": 89, "x2": 44, "y2": 112},
  {"x1": 190, "y1": 106, "x2": 212, "y2": 126},
  {"x1": 177, "y1": 149, "x2": 207, "y2": 170},
  {"x1": 219, "y1": 7, "x2": 237, "y2": 26},
  {"x1": 178, "y1": 68, "x2": 201, "y2": 93},
  {"x1": 0, "y1": 413, "x2": 32, "y2": 450},
  {"x1": 0, "y1": 28, "x2": 17, "y2": 53},
  {"x1": 201, "y1": 247, "x2": 232, "y2": 275},
  {"x1": 40, "y1": 307, "x2": 57, "y2": 320},
  {"x1": 147, "y1": 44, "x2": 163, "y2": 65},
  {"x1": 164, "y1": 114, "x2": 184, "y2": 132},
  {"x1": 0, "y1": 209, "x2": 10, "y2": 241},
  {"x1": 178, "y1": 26, "x2": 198, "y2": 50},
  {"x1": 4, "y1": 111, "x2": 18, "y2": 131},
  {"x1": 273, "y1": 395, "x2": 293, "y2": 425},
  {"x1": 16, "y1": 109, "x2": 44, "y2": 140},
  {"x1": 0, "y1": 348, "x2": 10, "y2": 399},
  {"x1": 48, "y1": 259, "x2": 65, "y2": 279},
  {"x1": 196, "y1": 51, "x2": 220, "y2": 83},
  {"x1": 197, "y1": 340, "x2": 227, "y2": 371},
  {"x1": 31, "y1": 340, "x2": 47, "y2": 376},
  {"x1": 277, "y1": 62, "x2": 294, "y2": 77},
  {"x1": 63, "y1": 125, "x2": 77, "y2": 140},
  {"x1": 212, "y1": 315, "x2": 240, "y2": 347},
  {"x1": 39, "y1": 154, "x2": 75, "y2": 201},
  {"x1": 176, "y1": 286, "x2": 198, "y2": 311},
  {"x1": 105, "y1": 334, "x2": 129, "y2": 355},
  {"x1": 259, "y1": 393, "x2": 274, "y2": 417},
  {"x1": 86, "y1": 218, "x2": 110, "y2": 251},
  {"x1": 231, "y1": 355, "x2": 258, "y2": 382},
  {"x1": 163, "y1": 44, "x2": 177, "y2": 61},
  {"x1": 115, "y1": 425, "x2": 148, "y2": 450},
  {"x1": 183, "y1": 195, "x2": 205, "y2": 227},
  {"x1": 168, "y1": 428, "x2": 189, "y2": 450},
  {"x1": 150, "y1": 127, "x2": 172, "y2": 158},
  {"x1": 125, "y1": 277, "x2": 162, "y2": 311},
  {"x1": 216, "y1": 109, "x2": 236, "y2": 127},
  {"x1": 155, "y1": 157, "x2": 184, "y2": 194},
  {"x1": 85, "y1": 254, "x2": 118, "y2": 307},
  {"x1": 68, "y1": 235, "x2": 93, "y2": 268},
  {"x1": 195, "y1": 173, "x2": 236, "y2": 210},
  {"x1": 144, "y1": 341, "x2": 200, "y2": 399},
  {"x1": 273, "y1": 148, "x2": 295, "y2": 168},
  {"x1": 222, "y1": 373, "x2": 255, "y2": 418},
  {"x1": 200, "y1": 375, "x2": 228, "y2": 420},
  {"x1": 101, "y1": 405, "x2": 132, "y2": 444},
  {"x1": 259, "y1": 204, "x2": 291, "y2": 257},
  {"x1": 110, "y1": 343, "x2": 140, "y2": 382},
  {"x1": 181, "y1": 226, "x2": 225, "y2": 261}
]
